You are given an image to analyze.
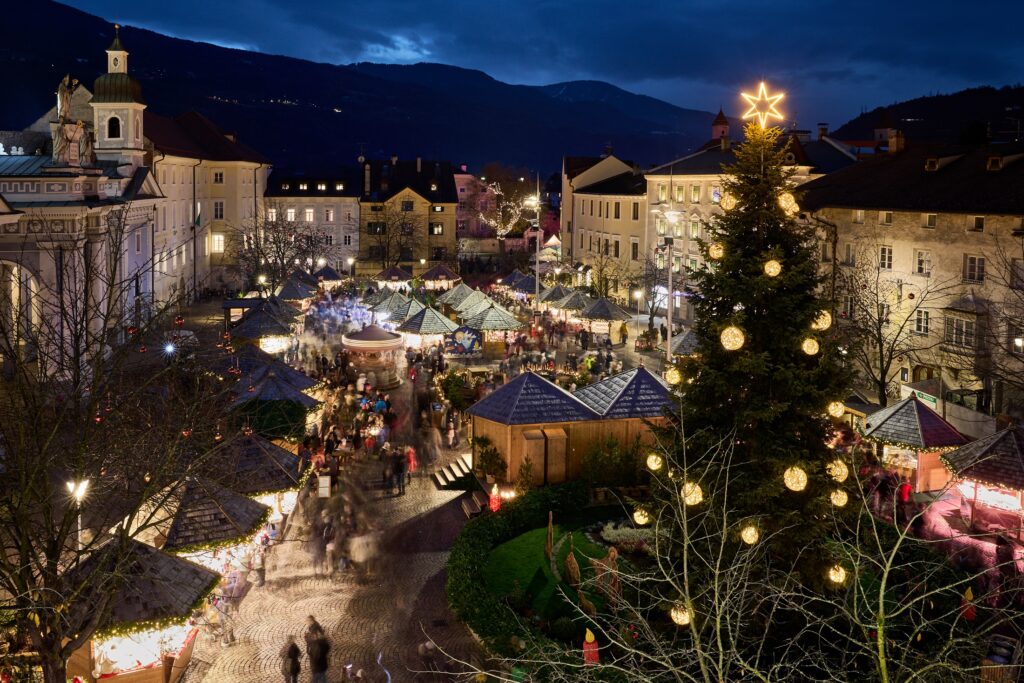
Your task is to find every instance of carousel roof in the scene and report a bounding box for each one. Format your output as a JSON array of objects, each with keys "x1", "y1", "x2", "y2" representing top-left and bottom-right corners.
[
  {"x1": 579, "y1": 297, "x2": 632, "y2": 321},
  {"x1": 862, "y1": 396, "x2": 967, "y2": 450},
  {"x1": 72, "y1": 540, "x2": 219, "y2": 632},
  {"x1": 668, "y1": 329, "x2": 700, "y2": 356},
  {"x1": 537, "y1": 284, "x2": 574, "y2": 304},
  {"x1": 232, "y1": 370, "x2": 320, "y2": 409},
  {"x1": 376, "y1": 265, "x2": 413, "y2": 282},
  {"x1": 290, "y1": 269, "x2": 319, "y2": 287},
  {"x1": 314, "y1": 265, "x2": 343, "y2": 281},
  {"x1": 162, "y1": 478, "x2": 270, "y2": 551},
  {"x1": 391, "y1": 297, "x2": 426, "y2": 322},
  {"x1": 943, "y1": 427, "x2": 1024, "y2": 490},
  {"x1": 468, "y1": 371, "x2": 599, "y2": 425},
  {"x1": 397, "y1": 306, "x2": 459, "y2": 335},
  {"x1": 463, "y1": 304, "x2": 524, "y2": 331},
  {"x1": 276, "y1": 277, "x2": 317, "y2": 301},
  {"x1": 573, "y1": 367, "x2": 671, "y2": 419},
  {"x1": 420, "y1": 263, "x2": 461, "y2": 282},
  {"x1": 512, "y1": 275, "x2": 539, "y2": 294},
  {"x1": 342, "y1": 324, "x2": 405, "y2": 351},
  {"x1": 371, "y1": 291, "x2": 411, "y2": 316},
  {"x1": 231, "y1": 308, "x2": 292, "y2": 339},
  {"x1": 498, "y1": 270, "x2": 528, "y2": 287},
  {"x1": 553, "y1": 290, "x2": 594, "y2": 311},
  {"x1": 217, "y1": 434, "x2": 308, "y2": 495},
  {"x1": 437, "y1": 282, "x2": 475, "y2": 307},
  {"x1": 454, "y1": 289, "x2": 492, "y2": 313}
]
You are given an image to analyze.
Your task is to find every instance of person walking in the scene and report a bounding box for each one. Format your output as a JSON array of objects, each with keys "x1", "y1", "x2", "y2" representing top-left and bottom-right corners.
[
  {"x1": 393, "y1": 449, "x2": 407, "y2": 495},
  {"x1": 280, "y1": 635, "x2": 301, "y2": 683},
  {"x1": 252, "y1": 547, "x2": 266, "y2": 588},
  {"x1": 308, "y1": 635, "x2": 331, "y2": 683}
]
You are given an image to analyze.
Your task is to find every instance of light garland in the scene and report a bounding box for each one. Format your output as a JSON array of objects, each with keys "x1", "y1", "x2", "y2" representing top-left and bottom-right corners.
[
  {"x1": 740, "y1": 524, "x2": 759, "y2": 545},
  {"x1": 763, "y1": 259, "x2": 782, "y2": 277},
  {"x1": 812, "y1": 310, "x2": 832, "y2": 331},
  {"x1": 828, "y1": 564, "x2": 847, "y2": 584},
  {"x1": 826, "y1": 459, "x2": 849, "y2": 483},
  {"x1": 681, "y1": 481, "x2": 703, "y2": 506},
  {"x1": 783, "y1": 466, "x2": 807, "y2": 492},
  {"x1": 801, "y1": 338, "x2": 820, "y2": 356},
  {"x1": 633, "y1": 509, "x2": 650, "y2": 525},
  {"x1": 720, "y1": 326, "x2": 745, "y2": 351},
  {"x1": 708, "y1": 243, "x2": 725, "y2": 260},
  {"x1": 827, "y1": 401, "x2": 845, "y2": 418},
  {"x1": 830, "y1": 489, "x2": 848, "y2": 507},
  {"x1": 646, "y1": 453, "x2": 664, "y2": 472},
  {"x1": 670, "y1": 603, "x2": 691, "y2": 626}
]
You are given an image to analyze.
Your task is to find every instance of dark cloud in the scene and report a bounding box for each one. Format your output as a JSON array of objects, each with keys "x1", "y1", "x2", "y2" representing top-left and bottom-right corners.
[{"x1": 64, "y1": 0, "x2": 1024, "y2": 126}]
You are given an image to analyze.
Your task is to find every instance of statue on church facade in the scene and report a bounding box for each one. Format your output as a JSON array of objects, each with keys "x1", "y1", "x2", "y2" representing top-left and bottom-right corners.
[
  {"x1": 77, "y1": 122, "x2": 95, "y2": 166},
  {"x1": 56, "y1": 74, "x2": 79, "y2": 123},
  {"x1": 52, "y1": 126, "x2": 70, "y2": 164}
]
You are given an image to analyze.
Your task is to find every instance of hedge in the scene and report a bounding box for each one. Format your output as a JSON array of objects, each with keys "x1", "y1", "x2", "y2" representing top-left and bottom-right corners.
[{"x1": 446, "y1": 481, "x2": 589, "y2": 655}]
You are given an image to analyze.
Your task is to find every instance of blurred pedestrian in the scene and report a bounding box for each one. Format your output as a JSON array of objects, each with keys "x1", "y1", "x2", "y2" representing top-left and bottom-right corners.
[{"x1": 280, "y1": 635, "x2": 301, "y2": 683}]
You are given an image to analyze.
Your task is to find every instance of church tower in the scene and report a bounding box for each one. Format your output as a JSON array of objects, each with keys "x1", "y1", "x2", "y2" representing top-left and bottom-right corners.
[
  {"x1": 90, "y1": 24, "x2": 146, "y2": 169},
  {"x1": 711, "y1": 108, "x2": 730, "y2": 140}
]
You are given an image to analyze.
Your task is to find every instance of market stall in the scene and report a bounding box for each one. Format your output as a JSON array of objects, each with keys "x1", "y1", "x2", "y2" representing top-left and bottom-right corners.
[
  {"x1": 375, "y1": 266, "x2": 414, "y2": 291},
  {"x1": 665, "y1": 328, "x2": 699, "y2": 357},
  {"x1": 536, "y1": 284, "x2": 574, "y2": 311},
  {"x1": 397, "y1": 306, "x2": 460, "y2": 350},
  {"x1": 943, "y1": 427, "x2": 1024, "y2": 535},
  {"x1": 419, "y1": 263, "x2": 462, "y2": 291},
  {"x1": 390, "y1": 297, "x2": 426, "y2": 324},
  {"x1": 452, "y1": 290, "x2": 493, "y2": 319},
  {"x1": 275, "y1": 276, "x2": 317, "y2": 301},
  {"x1": 229, "y1": 305, "x2": 295, "y2": 356},
  {"x1": 436, "y1": 282, "x2": 476, "y2": 310},
  {"x1": 464, "y1": 304, "x2": 524, "y2": 355},
  {"x1": 370, "y1": 291, "x2": 412, "y2": 323},
  {"x1": 577, "y1": 297, "x2": 632, "y2": 345},
  {"x1": 341, "y1": 324, "x2": 405, "y2": 389},
  {"x1": 313, "y1": 265, "x2": 344, "y2": 286},
  {"x1": 232, "y1": 369, "x2": 322, "y2": 439},
  {"x1": 216, "y1": 434, "x2": 309, "y2": 536}
]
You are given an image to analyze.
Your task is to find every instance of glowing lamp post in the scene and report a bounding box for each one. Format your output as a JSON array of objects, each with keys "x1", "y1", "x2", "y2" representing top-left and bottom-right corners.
[
  {"x1": 633, "y1": 289, "x2": 642, "y2": 336},
  {"x1": 66, "y1": 479, "x2": 89, "y2": 550}
]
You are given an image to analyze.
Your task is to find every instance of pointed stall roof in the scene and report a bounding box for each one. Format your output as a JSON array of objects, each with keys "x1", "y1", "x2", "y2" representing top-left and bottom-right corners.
[
  {"x1": 362, "y1": 287, "x2": 390, "y2": 307},
  {"x1": 553, "y1": 290, "x2": 594, "y2": 312},
  {"x1": 210, "y1": 344, "x2": 310, "y2": 380},
  {"x1": 437, "y1": 282, "x2": 475, "y2": 307},
  {"x1": 371, "y1": 291, "x2": 411, "y2": 317},
  {"x1": 232, "y1": 370, "x2": 320, "y2": 410},
  {"x1": 464, "y1": 304, "x2": 524, "y2": 331},
  {"x1": 289, "y1": 269, "x2": 319, "y2": 287},
  {"x1": 397, "y1": 306, "x2": 460, "y2": 335},
  {"x1": 420, "y1": 263, "x2": 461, "y2": 282},
  {"x1": 498, "y1": 270, "x2": 529, "y2": 287},
  {"x1": 265, "y1": 296, "x2": 303, "y2": 319},
  {"x1": 217, "y1": 435, "x2": 308, "y2": 495},
  {"x1": 276, "y1": 277, "x2": 317, "y2": 301},
  {"x1": 461, "y1": 297, "x2": 511, "y2": 320},
  {"x1": 579, "y1": 297, "x2": 632, "y2": 321},
  {"x1": 162, "y1": 479, "x2": 270, "y2": 551},
  {"x1": 453, "y1": 289, "x2": 492, "y2": 314},
  {"x1": 668, "y1": 329, "x2": 700, "y2": 356},
  {"x1": 862, "y1": 396, "x2": 967, "y2": 450},
  {"x1": 231, "y1": 308, "x2": 292, "y2": 339},
  {"x1": 537, "y1": 284, "x2": 574, "y2": 304},
  {"x1": 468, "y1": 371, "x2": 599, "y2": 425},
  {"x1": 314, "y1": 265, "x2": 343, "y2": 281},
  {"x1": 240, "y1": 360, "x2": 318, "y2": 392},
  {"x1": 512, "y1": 275, "x2": 539, "y2": 294},
  {"x1": 391, "y1": 297, "x2": 426, "y2": 322},
  {"x1": 943, "y1": 427, "x2": 1024, "y2": 491},
  {"x1": 376, "y1": 266, "x2": 413, "y2": 282},
  {"x1": 573, "y1": 367, "x2": 671, "y2": 419}
]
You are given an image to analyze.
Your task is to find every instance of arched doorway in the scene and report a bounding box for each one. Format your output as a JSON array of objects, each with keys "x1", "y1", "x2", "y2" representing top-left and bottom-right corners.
[
  {"x1": 912, "y1": 365, "x2": 936, "y2": 382},
  {"x1": 0, "y1": 260, "x2": 41, "y2": 374}
]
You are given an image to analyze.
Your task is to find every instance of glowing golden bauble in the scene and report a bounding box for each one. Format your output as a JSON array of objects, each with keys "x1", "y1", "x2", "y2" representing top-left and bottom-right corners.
[
  {"x1": 720, "y1": 326, "x2": 745, "y2": 351},
  {"x1": 646, "y1": 453, "x2": 664, "y2": 472},
  {"x1": 827, "y1": 401, "x2": 845, "y2": 418},
  {"x1": 763, "y1": 259, "x2": 782, "y2": 277},
  {"x1": 828, "y1": 564, "x2": 847, "y2": 584},
  {"x1": 812, "y1": 310, "x2": 833, "y2": 331},
  {"x1": 830, "y1": 489, "x2": 849, "y2": 507},
  {"x1": 665, "y1": 367, "x2": 682, "y2": 385},
  {"x1": 633, "y1": 508, "x2": 650, "y2": 525},
  {"x1": 741, "y1": 81, "x2": 785, "y2": 129},
  {"x1": 778, "y1": 191, "x2": 799, "y2": 216},
  {"x1": 783, "y1": 466, "x2": 808, "y2": 492},
  {"x1": 708, "y1": 242, "x2": 725, "y2": 260},
  {"x1": 670, "y1": 603, "x2": 691, "y2": 626},
  {"x1": 719, "y1": 193, "x2": 737, "y2": 211},
  {"x1": 681, "y1": 481, "x2": 703, "y2": 506},
  {"x1": 740, "y1": 525, "x2": 759, "y2": 545},
  {"x1": 802, "y1": 338, "x2": 820, "y2": 356},
  {"x1": 827, "y1": 459, "x2": 849, "y2": 483}
]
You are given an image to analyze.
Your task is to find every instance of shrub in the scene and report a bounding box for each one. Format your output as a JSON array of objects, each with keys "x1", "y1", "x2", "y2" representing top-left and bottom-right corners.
[
  {"x1": 474, "y1": 435, "x2": 507, "y2": 481},
  {"x1": 581, "y1": 437, "x2": 642, "y2": 488},
  {"x1": 599, "y1": 521, "x2": 653, "y2": 554}
]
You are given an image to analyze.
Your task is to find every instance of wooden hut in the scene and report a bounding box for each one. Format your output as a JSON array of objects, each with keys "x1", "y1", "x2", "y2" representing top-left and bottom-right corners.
[
  {"x1": 419, "y1": 263, "x2": 462, "y2": 290},
  {"x1": 436, "y1": 281, "x2": 475, "y2": 308},
  {"x1": 397, "y1": 306, "x2": 460, "y2": 349},
  {"x1": 943, "y1": 427, "x2": 1024, "y2": 534},
  {"x1": 375, "y1": 266, "x2": 413, "y2": 291}
]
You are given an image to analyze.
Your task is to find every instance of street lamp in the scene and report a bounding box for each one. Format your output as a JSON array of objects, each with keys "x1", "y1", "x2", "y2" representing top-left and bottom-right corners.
[
  {"x1": 66, "y1": 479, "x2": 89, "y2": 550},
  {"x1": 524, "y1": 187, "x2": 542, "y2": 314},
  {"x1": 661, "y1": 233, "x2": 677, "y2": 364}
]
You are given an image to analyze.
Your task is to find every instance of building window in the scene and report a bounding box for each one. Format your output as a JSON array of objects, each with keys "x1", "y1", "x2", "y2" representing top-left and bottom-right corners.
[
  {"x1": 324, "y1": 235, "x2": 333, "y2": 245},
  {"x1": 674, "y1": 185, "x2": 684, "y2": 202},
  {"x1": 655, "y1": 217, "x2": 666, "y2": 236},
  {"x1": 430, "y1": 183, "x2": 438, "y2": 191},
  {"x1": 853, "y1": 209, "x2": 865, "y2": 223},
  {"x1": 589, "y1": 200, "x2": 594, "y2": 216},
  {"x1": 613, "y1": 240, "x2": 620, "y2": 258},
  {"x1": 691, "y1": 185, "x2": 700, "y2": 203},
  {"x1": 317, "y1": 182, "x2": 326, "y2": 191},
  {"x1": 672, "y1": 255, "x2": 683, "y2": 273},
  {"x1": 963, "y1": 255, "x2": 986, "y2": 283},
  {"x1": 1012, "y1": 259, "x2": 1024, "y2": 290},
  {"x1": 336, "y1": 182, "x2": 344, "y2": 191},
  {"x1": 588, "y1": 235, "x2": 593, "y2": 252},
  {"x1": 840, "y1": 294, "x2": 855, "y2": 319},
  {"x1": 285, "y1": 208, "x2": 296, "y2": 221},
  {"x1": 280, "y1": 183, "x2": 289, "y2": 191},
  {"x1": 135, "y1": 231, "x2": 141, "y2": 254},
  {"x1": 432, "y1": 206, "x2": 444, "y2": 212},
  {"x1": 971, "y1": 216, "x2": 985, "y2": 232},
  {"x1": 368, "y1": 246, "x2": 383, "y2": 259},
  {"x1": 212, "y1": 170, "x2": 224, "y2": 184},
  {"x1": 631, "y1": 241, "x2": 639, "y2": 261},
  {"x1": 656, "y1": 252, "x2": 665, "y2": 269},
  {"x1": 304, "y1": 208, "x2": 314, "y2": 222},
  {"x1": 614, "y1": 202, "x2": 621, "y2": 219},
  {"x1": 603, "y1": 239, "x2": 610, "y2": 256},
  {"x1": 343, "y1": 234, "x2": 352, "y2": 246},
  {"x1": 658, "y1": 184, "x2": 667, "y2": 202},
  {"x1": 107, "y1": 116, "x2": 121, "y2": 139},
  {"x1": 923, "y1": 213, "x2": 937, "y2": 228},
  {"x1": 915, "y1": 250, "x2": 931, "y2": 276},
  {"x1": 1009, "y1": 323, "x2": 1023, "y2": 355},
  {"x1": 598, "y1": 202, "x2": 603, "y2": 218},
  {"x1": 429, "y1": 223, "x2": 444, "y2": 235},
  {"x1": 674, "y1": 220, "x2": 684, "y2": 238},
  {"x1": 298, "y1": 183, "x2": 308, "y2": 191},
  {"x1": 944, "y1": 317, "x2": 976, "y2": 348},
  {"x1": 267, "y1": 208, "x2": 277, "y2": 222},
  {"x1": 880, "y1": 211, "x2": 893, "y2": 225},
  {"x1": 371, "y1": 205, "x2": 383, "y2": 212},
  {"x1": 820, "y1": 241, "x2": 831, "y2": 263},
  {"x1": 401, "y1": 200, "x2": 414, "y2": 212},
  {"x1": 431, "y1": 247, "x2": 448, "y2": 260},
  {"x1": 842, "y1": 243, "x2": 855, "y2": 266},
  {"x1": 213, "y1": 201, "x2": 225, "y2": 221},
  {"x1": 368, "y1": 222, "x2": 386, "y2": 235},
  {"x1": 711, "y1": 186, "x2": 721, "y2": 204},
  {"x1": 324, "y1": 208, "x2": 334, "y2": 222},
  {"x1": 914, "y1": 310, "x2": 930, "y2": 335},
  {"x1": 632, "y1": 202, "x2": 639, "y2": 221},
  {"x1": 879, "y1": 245, "x2": 893, "y2": 270},
  {"x1": 211, "y1": 233, "x2": 225, "y2": 253},
  {"x1": 688, "y1": 257, "x2": 698, "y2": 272},
  {"x1": 689, "y1": 220, "x2": 700, "y2": 239}
]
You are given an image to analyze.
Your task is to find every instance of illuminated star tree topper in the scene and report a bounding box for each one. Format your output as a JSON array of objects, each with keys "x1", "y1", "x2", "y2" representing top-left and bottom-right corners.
[{"x1": 741, "y1": 81, "x2": 784, "y2": 128}]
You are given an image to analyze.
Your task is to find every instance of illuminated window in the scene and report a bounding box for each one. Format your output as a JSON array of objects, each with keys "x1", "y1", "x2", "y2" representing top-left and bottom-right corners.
[
  {"x1": 658, "y1": 184, "x2": 667, "y2": 202},
  {"x1": 433, "y1": 206, "x2": 443, "y2": 212},
  {"x1": 689, "y1": 220, "x2": 700, "y2": 239},
  {"x1": 267, "y1": 208, "x2": 277, "y2": 222},
  {"x1": 280, "y1": 183, "x2": 290, "y2": 190},
  {"x1": 304, "y1": 208, "x2": 314, "y2": 222},
  {"x1": 429, "y1": 223, "x2": 444, "y2": 235},
  {"x1": 852, "y1": 209, "x2": 864, "y2": 223},
  {"x1": 286, "y1": 208, "x2": 295, "y2": 221},
  {"x1": 211, "y1": 233, "x2": 225, "y2": 253},
  {"x1": 674, "y1": 186, "x2": 684, "y2": 202},
  {"x1": 335, "y1": 182, "x2": 344, "y2": 191},
  {"x1": 317, "y1": 183, "x2": 326, "y2": 191},
  {"x1": 299, "y1": 183, "x2": 308, "y2": 191},
  {"x1": 690, "y1": 185, "x2": 701, "y2": 203}
]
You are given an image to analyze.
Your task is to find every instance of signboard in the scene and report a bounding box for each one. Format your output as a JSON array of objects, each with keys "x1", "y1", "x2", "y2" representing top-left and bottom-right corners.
[
  {"x1": 914, "y1": 389, "x2": 938, "y2": 410},
  {"x1": 444, "y1": 326, "x2": 482, "y2": 355},
  {"x1": 317, "y1": 474, "x2": 332, "y2": 498}
]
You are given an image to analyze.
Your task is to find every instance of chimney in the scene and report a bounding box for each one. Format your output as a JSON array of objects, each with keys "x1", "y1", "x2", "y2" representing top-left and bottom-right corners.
[
  {"x1": 363, "y1": 162, "x2": 371, "y2": 195},
  {"x1": 888, "y1": 129, "x2": 905, "y2": 154},
  {"x1": 720, "y1": 134, "x2": 730, "y2": 151},
  {"x1": 416, "y1": 156, "x2": 422, "y2": 173},
  {"x1": 817, "y1": 123, "x2": 828, "y2": 140},
  {"x1": 390, "y1": 154, "x2": 398, "y2": 165}
]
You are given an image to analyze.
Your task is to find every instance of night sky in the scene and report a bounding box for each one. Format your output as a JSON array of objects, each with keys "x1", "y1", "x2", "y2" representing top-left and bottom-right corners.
[{"x1": 64, "y1": 0, "x2": 1024, "y2": 128}]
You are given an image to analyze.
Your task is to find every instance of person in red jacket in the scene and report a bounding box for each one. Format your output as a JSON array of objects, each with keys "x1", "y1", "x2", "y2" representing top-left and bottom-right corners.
[{"x1": 897, "y1": 477, "x2": 913, "y2": 524}]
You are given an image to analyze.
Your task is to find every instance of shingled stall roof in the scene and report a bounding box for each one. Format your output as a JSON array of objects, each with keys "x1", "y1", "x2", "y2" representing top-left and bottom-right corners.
[
  {"x1": 552, "y1": 291, "x2": 594, "y2": 312},
  {"x1": 239, "y1": 360, "x2": 318, "y2": 392},
  {"x1": 210, "y1": 343, "x2": 295, "y2": 377},
  {"x1": 498, "y1": 270, "x2": 528, "y2": 287},
  {"x1": 461, "y1": 297, "x2": 510, "y2": 320},
  {"x1": 397, "y1": 306, "x2": 459, "y2": 335},
  {"x1": 390, "y1": 297, "x2": 426, "y2": 322},
  {"x1": 275, "y1": 277, "x2": 317, "y2": 301},
  {"x1": 579, "y1": 297, "x2": 632, "y2": 321},
  {"x1": 537, "y1": 284, "x2": 574, "y2": 304},
  {"x1": 376, "y1": 266, "x2": 413, "y2": 282},
  {"x1": 216, "y1": 435, "x2": 307, "y2": 495},
  {"x1": 943, "y1": 428, "x2": 1024, "y2": 491},
  {"x1": 573, "y1": 367, "x2": 670, "y2": 419},
  {"x1": 437, "y1": 282, "x2": 475, "y2": 307},
  {"x1": 512, "y1": 275, "x2": 539, "y2": 294},
  {"x1": 232, "y1": 370, "x2": 320, "y2": 410},
  {"x1": 464, "y1": 304, "x2": 524, "y2": 331},
  {"x1": 454, "y1": 289, "x2": 493, "y2": 314},
  {"x1": 468, "y1": 371, "x2": 599, "y2": 425},
  {"x1": 371, "y1": 291, "x2": 411, "y2": 317},
  {"x1": 420, "y1": 263, "x2": 461, "y2": 282},
  {"x1": 231, "y1": 307, "x2": 292, "y2": 339},
  {"x1": 362, "y1": 287, "x2": 390, "y2": 307},
  {"x1": 314, "y1": 265, "x2": 343, "y2": 281},
  {"x1": 862, "y1": 396, "x2": 968, "y2": 450},
  {"x1": 161, "y1": 479, "x2": 269, "y2": 552},
  {"x1": 668, "y1": 329, "x2": 700, "y2": 356}
]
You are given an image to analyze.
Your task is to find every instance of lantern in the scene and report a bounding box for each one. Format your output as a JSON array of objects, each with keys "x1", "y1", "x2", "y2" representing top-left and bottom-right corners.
[
  {"x1": 633, "y1": 508, "x2": 650, "y2": 525},
  {"x1": 778, "y1": 192, "x2": 799, "y2": 216},
  {"x1": 720, "y1": 193, "x2": 736, "y2": 211},
  {"x1": 665, "y1": 367, "x2": 682, "y2": 385},
  {"x1": 826, "y1": 459, "x2": 849, "y2": 483},
  {"x1": 489, "y1": 484, "x2": 501, "y2": 512},
  {"x1": 681, "y1": 481, "x2": 703, "y2": 506},
  {"x1": 783, "y1": 466, "x2": 807, "y2": 492},
  {"x1": 812, "y1": 310, "x2": 832, "y2": 331},
  {"x1": 802, "y1": 338, "x2": 820, "y2": 356},
  {"x1": 708, "y1": 242, "x2": 725, "y2": 260},
  {"x1": 670, "y1": 603, "x2": 691, "y2": 626},
  {"x1": 740, "y1": 524, "x2": 759, "y2": 545},
  {"x1": 646, "y1": 453, "x2": 664, "y2": 472},
  {"x1": 763, "y1": 259, "x2": 782, "y2": 277},
  {"x1": 827, "y1": 401, "x2": 845, "y2": 418},
  {"x1": 828, "y1": 564, "x2": 847, "y2": 584},
  {"x1": 830, "y1": 489, "x2": 849, "y2": 507},
  {"x1": 720, "y1": 326, "x2": 745, "y2": 351},
  {"x1": 174, "y1": 315, "x2": 185, "y2": 328}
]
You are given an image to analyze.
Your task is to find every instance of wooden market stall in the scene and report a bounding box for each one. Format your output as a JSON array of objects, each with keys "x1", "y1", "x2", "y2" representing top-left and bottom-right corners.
[
  {"x1": 375, "y1": 266, "x2": 414, "y2": 291},
  {"x1": 397, "y1": 305, "x2": 460, "y2": 350},
  {"x1": 578, "y1": 297, "x2": 632, "y2": 345},
  {"x1": 943, "y1": 427, "x2": 1024, "y2": 537},
  {"x1": 419, "y1": 263, "x2": 462, "y2": 291}
]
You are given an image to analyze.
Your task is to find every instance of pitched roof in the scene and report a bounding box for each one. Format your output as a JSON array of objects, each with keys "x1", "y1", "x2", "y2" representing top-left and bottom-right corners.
[
  {"x1": 210, "y1": 342, "x2": 285, "y2": 376},
  {"x1": 314, "y1": 265, "x2": 343, "y2": 281},
  {"x1": 468, "y1": 371, "x2": 600, "y2": 424},
  {"x1": 498, "y1": 270, "x2": 528, "y2": 287},
  {"x1": 216, "y1": 435, "x2": 307, "y2": 495},
  {"x1": 265, "y1": 171, "x2": 361, "y2": 198},
  {"x1": 240, "y1": 360, "x2": 318, "y2": 392},
  {"x1": 437, "y1": 282, "x2": 475, "y2": 307},
  {"x1": 712, "y1": 109, "x2": 729, "y2": 126},
  {"x1": 144, "y1": 111, "x2": 268, "y2": 163},
  {"x1": 943, "y1": 428, "x2": 1024, "y2": 490},
  {"x1": 231, "y1": 308, "x2": 292, "y2": 339},
  {"x1": 575, "y1": 170, "x2": 647, "y2": 196},
  {"x1": 275, "y1": 277, "x2": 317, "y2": 301},
  {"x1": 537, "y1": 284, "x2": 574, "y2": 304},
  {"x1": 563, "y1": 156, "x2": 604, "y2": 179},
  {"x1": 397, "y1": 306, "x2": 460, "y2": 335},
  {"x1": 359, "y1": 158, "x2": 458, "y2": 203},
  {"x1": 862, "y1": 396, "x2": 967, "y2": 450},
  {"x1": 579, "y1": 297, "x2": 632, "y2": 321},
  {"x1": 453, "y1": 289, "x2": 492, "y2": 313},
  {"x1": 463, "y1": 304, "x2": 524, "y2": 331},
  {"x1": 512, "y1": 275, "x2": 539, "y2": 294},
  {"x1": 391, "y1": 297, "x2": 426, "y2": 321},
  {"x1": 420, "y1": 263, "x2": 461, "y2": 281},
  {"x1": 553, "y1": 291, "x2": 594, "y2": 311},
  {"x1": 371, "y1": 291, "x2": 411, "y2": 316},
  {"x1": 233, "y1": 370, "x2": 320, "y2": 409},
  {"x1": 162, "y1": 479, "x2": 270, "y2": 551},
  {"x1": 376, "y1": 266, "x2": 413, "y2": 281},
  {"x1": 668, "y1": 329, "x2": 700, "y2": 356},
  {"x1": 289, "y1": 269, "x2": 319, "y2": 286},
  {"x1": 573, "y1": 367, "x2": 671, "y2": 419}
]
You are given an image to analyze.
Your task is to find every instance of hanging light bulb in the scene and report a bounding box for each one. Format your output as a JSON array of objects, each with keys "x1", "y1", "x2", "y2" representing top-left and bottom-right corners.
[
  {"x1": 681, "y1": 481, "x2": 703, "y2": 506},
  {"x1": 670, "y1": 603, "x2": 691, "y2": 626},
  {"x1": 708, "y1": 242, "x2": 725, "y2": 260},
  {"x1": 827, "y1": 401, "x2": 845, "y2": 418},
  {"x1": 665, "y1": 367, "x2": 682, "y2": 385},
  {"x1": 802, "y1": 338, "x2": 820, "y2": 356},
  {"x1": 831, "y1": 489, "x2": 849, "y2": 507},
  {"x1": 633, "y1": 508, "x2": 650, "y2": 525},
  {"x1": 646, "y1": 453, "x2": 664, "y2": 472},
  {"x1": 763, "y1": 259, "x2": 782, "y2": 277},
  {"x1": 720, "y1": 326, "x2": 745, "y2": 351},
  {"x1": 827, "y1": 459, "x2": 849, "y2": 483},
  {"x1": 812, "y1": 310, "x2": 832, "y2": 331},
  {"x1": 783, "y1": 466, "x2": 807, "y2": 491},
  {"x1": 740, "y1": 524, "x2": 759, "y2": 545},
  {"x1": 828, "y1": 564, "x2": 847, "y2": 584},
  {"x1": 719, "y1": 193, "x2": 736, "y2": 211}
]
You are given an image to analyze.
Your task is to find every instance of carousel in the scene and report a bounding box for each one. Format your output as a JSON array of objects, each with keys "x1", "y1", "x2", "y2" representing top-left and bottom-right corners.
[{"x1": 341, "y1": 324, "x2": 405, "y2": 389}]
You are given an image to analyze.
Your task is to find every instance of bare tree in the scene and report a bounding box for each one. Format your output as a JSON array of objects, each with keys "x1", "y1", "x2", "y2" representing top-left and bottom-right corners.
[
  {"x1": 363, "y1": 202, "x2": 423, "y2": 271},
  {"x1": 581, "y1": 249, "x2": 631, "y2": 301},
  {"x1": 625, "y1": 253, "x2": 669, "y2": 331}
]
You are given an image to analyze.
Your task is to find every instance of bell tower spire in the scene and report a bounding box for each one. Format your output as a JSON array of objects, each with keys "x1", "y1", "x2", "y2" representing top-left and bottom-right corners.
[{"x1": 106, "y1": 24, "x2": 128, "y2": 74}]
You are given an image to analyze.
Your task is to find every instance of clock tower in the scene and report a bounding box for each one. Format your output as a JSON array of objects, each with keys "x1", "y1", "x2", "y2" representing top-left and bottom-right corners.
[{"x1": 90, "y1": 24, "x2": 146, "y2": 169}]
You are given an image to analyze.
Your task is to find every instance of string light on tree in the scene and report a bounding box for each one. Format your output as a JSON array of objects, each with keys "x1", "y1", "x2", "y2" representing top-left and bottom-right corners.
[
  {"x1": 802, "y1": 338, "x2": 820, "y2": 356},
  {"x1": 720, "y1": 325, "x2": 745, "y2": 351},
  {"x1": 763, "y1": 259, "x2": 782, "y2": 277},
  {"x1": 670, "y1": 603, "x2": 691, "y2": 626},
  {"x1": 783, "y1": 466, "x2": 808, "y2": 491},
  {"x1": 812, "y1": 310, "x2": 833, "y2": 331},
  {"x1": 740, "y1": 524, "x2": 759, "y2": 545},
  {"x1": 830, "y1": 489, "x2": 849, "y2": 507},
  {"x1": 681, "y1": 481, "x2": 703, "y2": 506},
  {"x1": 719, "y1": 193, "x2": 736, "y2": 211},
  {"x1": 827, "y1": 459, "x2": 849, "y2": 482},
  {"x1": 646, "y1": 453, "x2": 664, "y2": 472},
  {"x1": 741, "y1": 81, "x2": 785, "y2": 129},
  {"x1": 708, "y1": 243, "x2": 725, "y2": 260}
]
